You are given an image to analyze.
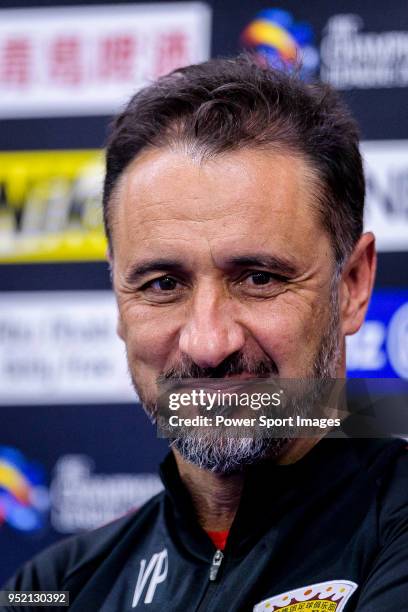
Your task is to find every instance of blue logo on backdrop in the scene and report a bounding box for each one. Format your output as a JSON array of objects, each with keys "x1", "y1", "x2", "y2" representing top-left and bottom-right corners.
[
  {"x1": 347, "y1": 290, "x2": 408, "y2": 378},
  {"x1": 240, "y1": 8, "x2": 319, "y2": 80},
  {"x1": 0, "y1": 447, "x2": 49, "y2": 532}
]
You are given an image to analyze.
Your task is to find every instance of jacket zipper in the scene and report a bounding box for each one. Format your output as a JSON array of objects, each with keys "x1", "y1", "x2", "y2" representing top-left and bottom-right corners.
[
  {"x1": 209, "y1": 549, "x2": 224, "y2": 581},
  {"x1": 195, "y1": 549, "x2": 224, "y2": 611}
]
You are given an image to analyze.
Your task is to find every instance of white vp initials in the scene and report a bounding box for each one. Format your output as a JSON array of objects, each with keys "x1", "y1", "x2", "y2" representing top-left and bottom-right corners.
[{"x1": 132, "y1": 548, "x2": 168, "y2": 607}]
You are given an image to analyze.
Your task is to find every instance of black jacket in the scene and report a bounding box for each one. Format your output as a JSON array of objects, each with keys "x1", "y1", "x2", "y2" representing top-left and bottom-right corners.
[{"x1": 3, "y1": 438, "x2": 408, "y2": 611}]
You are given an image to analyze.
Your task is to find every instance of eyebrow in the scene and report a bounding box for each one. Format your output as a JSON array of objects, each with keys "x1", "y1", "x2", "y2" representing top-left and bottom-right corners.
[
  {"x1": 124, "y1": 253, "x2": 299, "y2": 285},
  {"x1": 225, "y1": 254, "x2": 299, "y2": 277}
]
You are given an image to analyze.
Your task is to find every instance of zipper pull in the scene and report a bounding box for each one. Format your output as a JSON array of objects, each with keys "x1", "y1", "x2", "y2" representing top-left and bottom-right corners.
[{"x1": 209, "y1": 549, "x2": 224, "y2": 581}]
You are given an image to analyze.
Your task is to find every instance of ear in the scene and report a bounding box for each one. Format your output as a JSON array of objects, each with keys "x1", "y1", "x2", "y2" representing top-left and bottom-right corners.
[
  {"x1": 106, "y1": 247, "x2": 125, "y2": 340},
  {"x1": 106, "y1": 246, "x2": 113, "y2": 277},
  {"x1": 116, "y1": 317, "x2": 125, "y2": 341},
  {"x1": 340, "y1": 232, "x2": 377, "y2": 336}
]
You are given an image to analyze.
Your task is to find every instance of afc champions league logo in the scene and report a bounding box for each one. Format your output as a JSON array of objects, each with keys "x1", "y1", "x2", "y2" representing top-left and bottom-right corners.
[
  {"x1": 240, "y1": 8, "x2": 319, "y2": 80},
  {"x1": 0, "y1": 446, "x2": 49, "y2": 533}
]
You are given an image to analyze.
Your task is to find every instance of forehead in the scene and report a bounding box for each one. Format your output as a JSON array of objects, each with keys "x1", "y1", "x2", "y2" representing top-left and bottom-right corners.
[{"x1": 112, "y1": 147, "x2": 328, "y2": 268}]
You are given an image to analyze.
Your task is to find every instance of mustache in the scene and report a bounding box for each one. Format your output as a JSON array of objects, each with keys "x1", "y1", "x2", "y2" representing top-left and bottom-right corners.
[{"x1": 156, "y1": 351, "x2": 278, "y2": 384}]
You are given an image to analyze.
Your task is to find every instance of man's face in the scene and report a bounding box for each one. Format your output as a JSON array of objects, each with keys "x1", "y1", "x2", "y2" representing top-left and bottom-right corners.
[{"x1": 111, "y1": 147, "x2": 343, "y2": 471}]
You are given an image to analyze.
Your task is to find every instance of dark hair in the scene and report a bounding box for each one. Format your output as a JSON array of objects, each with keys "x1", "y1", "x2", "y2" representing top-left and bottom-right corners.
[{"x1": 103, "y1": 55, "x2": 364, "y2": 267}]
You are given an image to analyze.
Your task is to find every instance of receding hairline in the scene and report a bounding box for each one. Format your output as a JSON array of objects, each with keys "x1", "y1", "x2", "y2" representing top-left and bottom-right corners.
[{"x1": 106, "y1": 141, "x2": 332, "y2": 262}]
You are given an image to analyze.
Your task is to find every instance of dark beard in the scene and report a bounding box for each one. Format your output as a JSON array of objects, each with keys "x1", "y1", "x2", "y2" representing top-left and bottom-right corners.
[{"x1": 131, "y1": 284, "x2": 341, "y2": 474}]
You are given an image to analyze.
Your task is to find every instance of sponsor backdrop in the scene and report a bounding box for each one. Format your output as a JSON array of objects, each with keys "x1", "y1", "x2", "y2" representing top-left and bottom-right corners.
[{"x1": 0, "y1": 0, "x2": 407, "y2": 584}]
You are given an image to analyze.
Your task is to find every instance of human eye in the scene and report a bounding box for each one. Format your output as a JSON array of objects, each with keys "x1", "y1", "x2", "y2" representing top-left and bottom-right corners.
[
  {"x1": 246, "y1": 271, "x2": 277, "y2": 285},
  {"x1": 139, "y1": 275, "x2": 185, "y2": 302},
  {"x1": 237, "y1": 271, "x2": 287, "y2": 295}
]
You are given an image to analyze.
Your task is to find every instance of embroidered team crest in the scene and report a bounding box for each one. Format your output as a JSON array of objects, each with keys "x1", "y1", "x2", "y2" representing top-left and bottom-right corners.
[{"x1": 253, "y1": 580, "x2": 358, "y2": 611}]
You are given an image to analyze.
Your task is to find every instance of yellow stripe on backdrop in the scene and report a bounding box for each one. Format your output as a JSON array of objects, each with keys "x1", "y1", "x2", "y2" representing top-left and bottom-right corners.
[{"x1": 0, "y1": 150, "x2": 107, "y2": 263}]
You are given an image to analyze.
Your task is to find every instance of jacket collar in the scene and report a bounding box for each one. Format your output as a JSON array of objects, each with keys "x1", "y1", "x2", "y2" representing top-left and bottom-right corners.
[{"x1": 158, "y1": 437, "x2": 392, "y2": 560}]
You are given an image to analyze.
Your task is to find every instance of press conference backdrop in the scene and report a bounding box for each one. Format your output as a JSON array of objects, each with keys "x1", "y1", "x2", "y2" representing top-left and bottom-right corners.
[{"x1": 0, "y1": 0, "x2": 407, "y2": 584}]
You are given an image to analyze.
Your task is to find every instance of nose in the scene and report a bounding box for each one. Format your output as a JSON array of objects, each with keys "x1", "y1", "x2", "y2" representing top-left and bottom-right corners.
[{"x1": 178, "y1": 282, "x2": 246, "y2": 369}]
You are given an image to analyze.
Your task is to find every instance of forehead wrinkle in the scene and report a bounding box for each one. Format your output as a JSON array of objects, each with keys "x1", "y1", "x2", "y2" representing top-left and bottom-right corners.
[
  {"x1": 110, "y1": 147, "x2": 331, "y2": 265},
  {"x1": 120, "y1": 148, "x2": 286, "y2": 221}
]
